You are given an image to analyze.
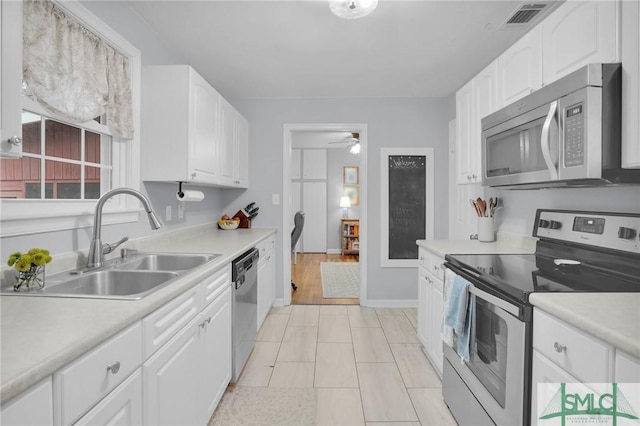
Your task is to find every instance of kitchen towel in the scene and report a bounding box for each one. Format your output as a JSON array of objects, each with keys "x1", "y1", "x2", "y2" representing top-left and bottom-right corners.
[
  {"x1": 442, "y1": 269, "x2": 456, "y2": 348},
  {"x1": 444, "y1": 274, "x2": 470, "y2": 334},
  {"x1": 457, "y1": 293, "x2": 475, "y2": 364}
]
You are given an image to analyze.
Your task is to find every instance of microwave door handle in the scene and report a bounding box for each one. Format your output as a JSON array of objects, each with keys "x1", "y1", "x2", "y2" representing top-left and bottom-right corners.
[{"x1": 541, "y1": 101, "x2": 559, "y2": 180}]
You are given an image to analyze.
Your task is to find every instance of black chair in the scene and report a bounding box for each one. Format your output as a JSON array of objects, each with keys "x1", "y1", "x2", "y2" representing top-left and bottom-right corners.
[{"x1": 291, "y1": 211, "x2": 305, "y2": 291}]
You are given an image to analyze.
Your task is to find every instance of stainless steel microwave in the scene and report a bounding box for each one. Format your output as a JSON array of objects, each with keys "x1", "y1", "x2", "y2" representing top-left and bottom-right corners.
[{"x1": 481, "y1": 63, "x2": 640, "y2": 189}]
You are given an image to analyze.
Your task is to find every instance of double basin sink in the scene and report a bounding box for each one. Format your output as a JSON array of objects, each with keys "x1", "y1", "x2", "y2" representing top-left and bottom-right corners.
[{"x1": 1, "y1": 252, "x2": 220, "y2": 300}]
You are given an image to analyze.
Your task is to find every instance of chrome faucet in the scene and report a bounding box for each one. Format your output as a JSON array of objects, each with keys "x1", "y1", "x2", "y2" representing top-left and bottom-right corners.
[{"x1": 87, "y1": 188, "x2": 162, "y2": 269}]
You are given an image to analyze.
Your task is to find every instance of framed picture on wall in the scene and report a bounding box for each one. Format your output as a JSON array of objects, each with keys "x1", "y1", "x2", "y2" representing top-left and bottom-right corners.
[
  {"x1": 343, "y1": 185, "x2": 359, "y2": 206},
  {"x1": 343, "y1": 166, "x2": 359, "y2": 185}
]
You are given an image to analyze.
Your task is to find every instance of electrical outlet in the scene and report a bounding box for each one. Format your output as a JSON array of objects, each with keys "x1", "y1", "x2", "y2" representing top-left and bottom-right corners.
[
  {"x1": 165, "y1": 205, "x2": 172, "y2": 221},
  {"x1": 272, "y1": 193, "x2": 280, "y2": 205},
  {"x1": 178, "y1": 204, "x2": 185, "y2": 219}
]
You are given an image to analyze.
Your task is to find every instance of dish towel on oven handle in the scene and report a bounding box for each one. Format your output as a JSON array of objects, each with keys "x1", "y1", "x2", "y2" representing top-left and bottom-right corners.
[{"x1": 443, "y1": 270, "x2": 473, "y2": 363}]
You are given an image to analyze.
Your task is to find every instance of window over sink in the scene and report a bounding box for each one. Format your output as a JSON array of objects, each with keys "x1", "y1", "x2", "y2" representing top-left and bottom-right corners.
[{"x1": 0, "y1": 1, "x2": 141, "y2": 237}]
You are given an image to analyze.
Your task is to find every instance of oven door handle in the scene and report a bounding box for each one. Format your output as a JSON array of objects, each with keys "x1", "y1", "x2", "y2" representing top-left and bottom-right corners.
[{"x1": 469, "y1": 284, "x2": 521, "y2": 318}]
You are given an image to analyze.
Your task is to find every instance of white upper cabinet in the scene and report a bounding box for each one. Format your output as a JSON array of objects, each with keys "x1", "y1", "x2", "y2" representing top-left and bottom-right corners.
[
  {"x1": 291, "y1": 149, "x2": 302, "y2": 179},
  {"x1": 142, "y1": 65, "x2": 221, "y2": 185},
  {"x1": 455, "y1": 80, "x2": 476, "y2": 184},
  {"x1": 455, "y1": 61, "x2": 498, "y2": 184},
  {"x1": 541, "y1": 0, "x2": 620, "y2": 84},
  {"x1": 218, "y1": 97, "x2": 249, "y2": 188},
  {"x1": 497, "y1": 26, "x2": 543, "y2": 108},
  {"x1": 621, "y1": 0, "x2": 640, "y2": 168},
  {"x1": 142, "y1": 65, "x2": 249, "y2": 188},
  {"x1": 0, "y1": 0, "x2": 23, "y2": 159}
]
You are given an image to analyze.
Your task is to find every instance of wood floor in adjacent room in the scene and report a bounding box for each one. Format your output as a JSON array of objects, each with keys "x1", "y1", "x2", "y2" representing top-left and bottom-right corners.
[{"x1": 291, "y1": 253, "x2": 359, "y2": 305}]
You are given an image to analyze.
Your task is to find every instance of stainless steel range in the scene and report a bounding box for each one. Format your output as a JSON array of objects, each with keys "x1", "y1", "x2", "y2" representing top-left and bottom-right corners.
[{"x1": 443, "y1": 209, "x2": 640, "y2": 426}]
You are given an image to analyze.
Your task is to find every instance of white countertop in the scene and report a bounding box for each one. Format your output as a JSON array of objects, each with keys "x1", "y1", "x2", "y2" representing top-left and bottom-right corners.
[
  {"x1": 416, "y1": 231, "x2": 538, "y2": 258},
  {"x1": 529, "y1": 293, "x2": 640, "y2": 359},
  {"x1": 0, "y1": 225, "x2": 276, "y2": 403}
]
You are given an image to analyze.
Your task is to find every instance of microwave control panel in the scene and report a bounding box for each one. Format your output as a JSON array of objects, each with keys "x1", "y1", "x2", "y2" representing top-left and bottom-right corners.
[{"x1": 564, "y1": 103, "x2": 584, "y2": 167}]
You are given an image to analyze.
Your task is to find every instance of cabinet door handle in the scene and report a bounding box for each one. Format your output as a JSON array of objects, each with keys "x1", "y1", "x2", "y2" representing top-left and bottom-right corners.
[
  {"x1": 7, "y1": 136, "x2": 22, "y2": 146},
  {"x1": 553, "y1": 342, "x2": 566, "y2": 353},
  {"x1": 106, "y1": 361, "x2": 121, "y2": 374}
]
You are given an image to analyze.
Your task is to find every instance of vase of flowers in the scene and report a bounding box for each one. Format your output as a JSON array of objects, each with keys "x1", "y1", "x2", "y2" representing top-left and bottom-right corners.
[{"x1": 7, "y1": 248, "x2": 52, "y2": 291}]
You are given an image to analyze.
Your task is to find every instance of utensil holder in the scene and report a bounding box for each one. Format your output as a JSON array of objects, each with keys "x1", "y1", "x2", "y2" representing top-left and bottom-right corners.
[{"x1": 477, "y1": 217, "x2": 495, "y2": 242}]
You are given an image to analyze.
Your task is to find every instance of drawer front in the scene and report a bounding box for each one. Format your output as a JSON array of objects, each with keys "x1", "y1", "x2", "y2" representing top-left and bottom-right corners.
[
  {"x1": 418, "y1": 247, "x2": 432, "y2": 271},
  {"x1": 257, "y1": 235, "x2": 276, "y2": 259},
  {"x1": 533, "y1": 310, "x2": 612, "y2": 383},
  {"x1": 428, "y1": 252, "x2": 445, "y2": 281},
  {"x1": 142, "y1": 286, "x2": 201, "y2": 359},
  {"x1": 202, "y1": 264, "x2": 231, "y2": 306},
  {"x1": 418, "y1": 248, "x2": 445, "y2": 281},
  {"x1": 54, "y1": 322, "x2": 142, "y2": 426}
]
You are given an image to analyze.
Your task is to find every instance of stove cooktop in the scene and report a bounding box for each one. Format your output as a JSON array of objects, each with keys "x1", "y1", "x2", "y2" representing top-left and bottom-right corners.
[
  {"x1": 445, "y1": 209, "x2": 640, "y2": 305},
  {"x1": 446, "y1": 251, "x2": 640, "y2": 305}
]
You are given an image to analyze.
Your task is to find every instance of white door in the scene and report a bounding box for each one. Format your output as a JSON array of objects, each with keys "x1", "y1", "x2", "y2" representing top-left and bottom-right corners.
[{"x1": 302, "y1": 181, "x2": 327, "y2": 252}]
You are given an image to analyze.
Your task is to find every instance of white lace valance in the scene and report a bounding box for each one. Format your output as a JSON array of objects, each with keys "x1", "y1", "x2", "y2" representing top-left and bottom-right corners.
[{"x1": 23, "y1": 0, "x2": 134, "y2": 139}]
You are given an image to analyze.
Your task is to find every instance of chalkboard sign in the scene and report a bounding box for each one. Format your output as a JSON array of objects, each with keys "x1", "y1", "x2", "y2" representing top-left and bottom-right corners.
[
  {"x1": 388, "y1": 155, "x2": 426, "y2": 260},
  {"x1": 381, "y1": 148, "x2": 434, "y2": 267}
]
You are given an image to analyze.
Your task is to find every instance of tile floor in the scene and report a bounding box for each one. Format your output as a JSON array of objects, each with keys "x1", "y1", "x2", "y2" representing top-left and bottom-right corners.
[{"x1": 232, "y1": 305, "x2": 458, "y2": 425}]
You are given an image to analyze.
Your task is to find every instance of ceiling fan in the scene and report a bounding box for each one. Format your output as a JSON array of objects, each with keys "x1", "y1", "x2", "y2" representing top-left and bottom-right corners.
[{"x1": 329, "y1": 132, "x2": 360, "y2": 154}]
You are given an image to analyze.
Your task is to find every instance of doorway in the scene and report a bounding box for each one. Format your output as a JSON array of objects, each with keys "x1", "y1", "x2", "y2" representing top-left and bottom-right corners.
[{"x1": 282, "y1": 124, "x2": 368, "y2": 307}]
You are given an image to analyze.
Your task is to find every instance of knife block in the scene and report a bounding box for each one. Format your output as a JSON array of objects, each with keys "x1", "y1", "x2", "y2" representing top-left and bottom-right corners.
[{"x1": 233, "y1": 210, "x2": 251, "y2": 228}]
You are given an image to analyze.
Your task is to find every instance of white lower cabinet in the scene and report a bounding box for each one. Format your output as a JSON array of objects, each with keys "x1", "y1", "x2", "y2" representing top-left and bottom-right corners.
[
  {"x1": 143, "y1": 315, "x2": 202, "y2": 426},
  {"x1": 0, "y1": 378, "x2": 53, "y2": 426},
  {"x1": 417, "y1": 247, "x2": 445, "y2": 378},
  {"x1": 75, "y1": 370, "x2": 143, "y2": 426},
  {"x1": 199, "y1": 286, "x2": 232, "y2": 425},
  {"x1": 143, "y1": 269, "x2": 232, "y2": 426},
  {"x1": 531, "y1": 308, "x2": 640, "y2": 425},
  {"x1": 54, "y1": 322, "x2": 143, "y2": 426},
  {"x1": 257, "y1": 236, "x2": 276, "y2": 330}
]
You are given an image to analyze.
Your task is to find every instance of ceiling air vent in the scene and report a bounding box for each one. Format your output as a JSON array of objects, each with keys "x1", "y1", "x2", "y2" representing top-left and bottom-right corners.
[{"x1": 499, "y1": 1, "x2": 563, "y2": 30}]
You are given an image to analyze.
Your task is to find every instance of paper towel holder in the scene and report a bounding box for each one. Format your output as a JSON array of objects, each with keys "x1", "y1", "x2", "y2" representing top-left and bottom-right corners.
[{"x1": 177, "y1": 181, "x2": 185, "y2": 199}]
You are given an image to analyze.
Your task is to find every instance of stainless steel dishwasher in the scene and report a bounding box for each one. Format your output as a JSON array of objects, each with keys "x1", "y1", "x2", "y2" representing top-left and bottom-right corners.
[{"x1": 231, "y1": 247, "x2": 259, "y2": 382}]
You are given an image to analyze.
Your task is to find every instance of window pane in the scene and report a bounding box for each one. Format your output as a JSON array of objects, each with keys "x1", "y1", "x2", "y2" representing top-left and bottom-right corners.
[
  {"x1": 45, "y1": 119, "x2": 81, "y2": 161},
  {"x1": 0, "y1": 158, "x2": 40, "y2": 198},
  {"x1": 85, "y1": 131, "x2": 102, "y2": 163},
  {"x1": 45, "y1": 160, "x2": 81, "y2": 199},
  {"x1": 85, "y1": 166, "x2": 102, "y2": 199},
  {"x1": 22, "y1": 112, "x2": 41, "y2": 154},
  {"x1": 25, "y1": 183, "x2": 53, "y2": 199}
]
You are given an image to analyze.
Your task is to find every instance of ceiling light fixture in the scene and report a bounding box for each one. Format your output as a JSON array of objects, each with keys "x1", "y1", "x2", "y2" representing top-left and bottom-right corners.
[
  {"x1": 350, "y1": 142, "x2": 361, "y2": 155},
  {"x1": 329, "y1": 0, "x2": 378, "y2": 19}
]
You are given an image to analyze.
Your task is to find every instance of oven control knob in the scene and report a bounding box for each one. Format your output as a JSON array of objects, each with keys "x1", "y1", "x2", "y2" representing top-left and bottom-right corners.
[
  {"x1": 539, "y1": 219, "x2": 550, "y2": 229},
  {"x1": 618, "y1": 227, "x2": 637, "y2": 240},
  {"x1": 549, "y1": 220, "x2": 562, "y2": 230}
]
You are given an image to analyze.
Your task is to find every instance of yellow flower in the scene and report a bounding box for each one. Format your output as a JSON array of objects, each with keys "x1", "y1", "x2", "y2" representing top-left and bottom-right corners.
[
  {"x1": 7, "y1": 248, "x2": 52, "y2": 271},
  {"x1": 7, "y1": 252, "x2": 22, "y2": 267},
  {"x1": 15, "y1": 258, "x2": 31, "y2": 272},
  {"x1": 32, "y1": 253, "x2": 47, "y2": 266}
]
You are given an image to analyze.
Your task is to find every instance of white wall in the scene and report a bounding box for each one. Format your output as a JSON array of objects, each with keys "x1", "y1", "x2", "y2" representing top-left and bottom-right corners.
[{"x1": 229, "y1": 97, "x2": 453, "y2": 301}]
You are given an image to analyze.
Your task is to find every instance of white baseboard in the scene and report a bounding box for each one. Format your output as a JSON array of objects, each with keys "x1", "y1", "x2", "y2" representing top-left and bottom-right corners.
[
  {"x1": 362, "y1": 299, "x2": 418, "y2": 308},
  {"x1": 326, "y1": 249, "x2": 341, "y2": 255},
  {"x1": 274, "y1": 298, "x2": 418, "y2": 308}
]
